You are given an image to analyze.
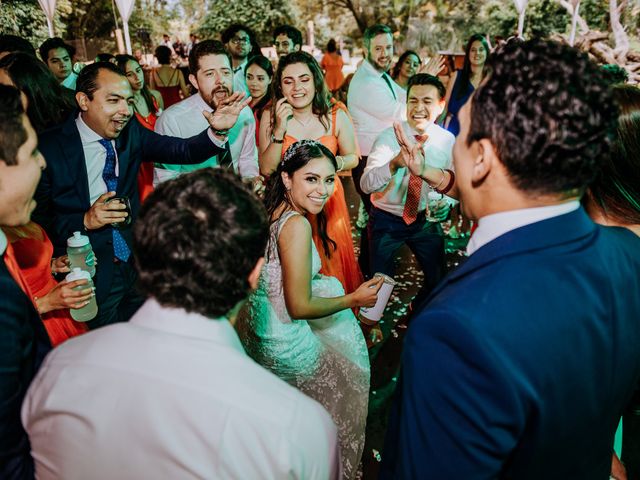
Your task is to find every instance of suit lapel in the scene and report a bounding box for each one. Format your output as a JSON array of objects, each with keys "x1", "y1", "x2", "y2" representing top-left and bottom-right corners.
[
  {"x1": 428, "y1": 208, "x2": 597, "y2": 300},
  {"x1": 61, "y1": 115, "x2": 91, "y2": 209}
]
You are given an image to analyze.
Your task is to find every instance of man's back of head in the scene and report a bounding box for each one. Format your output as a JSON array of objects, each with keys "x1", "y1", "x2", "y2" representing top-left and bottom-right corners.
[{"x1": 454, "y1": 39, "x2": 618, "y2": 220}]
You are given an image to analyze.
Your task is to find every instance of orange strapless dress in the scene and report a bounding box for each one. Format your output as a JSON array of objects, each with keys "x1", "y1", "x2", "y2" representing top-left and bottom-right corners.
[
  {"x1": 8, "y1": 223, "x2": 88, "y2": 347},
  {"x1": 282, "y1": 105, "x2": 363, "y2": 294}
]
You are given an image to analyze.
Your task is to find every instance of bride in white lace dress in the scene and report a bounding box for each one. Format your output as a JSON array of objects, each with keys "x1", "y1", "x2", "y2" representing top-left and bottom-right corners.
[{"x1": 236, "y1": 140, "x2": 382, "y2": 479}]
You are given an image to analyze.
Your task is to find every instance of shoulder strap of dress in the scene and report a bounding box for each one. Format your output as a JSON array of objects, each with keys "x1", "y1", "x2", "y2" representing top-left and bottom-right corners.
[{"x1": 169, "y1": 68, "x2": 179, "y2": 84}]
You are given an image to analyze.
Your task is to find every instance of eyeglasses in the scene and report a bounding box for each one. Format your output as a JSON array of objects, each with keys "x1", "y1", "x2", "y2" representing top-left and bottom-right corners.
[{"x1": 231, "y1": 37, "x2": 250, "y2": 45}]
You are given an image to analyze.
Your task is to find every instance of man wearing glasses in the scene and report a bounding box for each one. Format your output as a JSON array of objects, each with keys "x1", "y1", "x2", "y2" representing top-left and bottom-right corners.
[{"x1": 221, "y1": 24, "x2": 255, "y2": 96}]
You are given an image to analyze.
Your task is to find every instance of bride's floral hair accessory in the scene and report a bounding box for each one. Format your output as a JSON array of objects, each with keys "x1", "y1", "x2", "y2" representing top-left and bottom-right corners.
[{"x1": 282, "y1": 139, "x2": 323, "y2": 168}]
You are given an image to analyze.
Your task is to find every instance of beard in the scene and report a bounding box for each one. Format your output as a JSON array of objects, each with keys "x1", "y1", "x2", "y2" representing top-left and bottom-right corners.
[
  {"x1": 205, "y1": 86, "x2": 231, "y2": 109},
  {"x1": 368, "y1": 52, "x2": 391, "y2": 73}
]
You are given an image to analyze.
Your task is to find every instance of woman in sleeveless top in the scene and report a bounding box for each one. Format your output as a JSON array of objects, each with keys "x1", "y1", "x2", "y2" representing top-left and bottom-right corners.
[
  {"x1": 3, "y1": 223, "x2": 91, "y2": 347},
  {"x1": 150, "y1": 45, "x2": 189, "y2": 108},
  {"x1": 236, "y1": 141, "x2": 382, "y2": 479},
  {"x1": 117, "y1": 54, "x2": 163, "y2": 203},
  {"x1": 444, "y1": 34, "x2": 489, "y2": 136},
  {"x1": 245, "y1": 55, "x2": 273, "y2": 149},
  {"x1": 259, "y1": 51, "x2": 363, "y2": 294},
  {"x1": 320, "y1": 39, "x2": 345, "y2": 92}
]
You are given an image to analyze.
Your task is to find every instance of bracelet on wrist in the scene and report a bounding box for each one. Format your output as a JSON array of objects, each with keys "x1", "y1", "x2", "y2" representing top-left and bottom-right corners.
[
  {"x1": 213, "y1": 129, "x2": 230, "y2": 137},
  {"x1": 435, "y1": 169, "x2": 455, "y2": 195},
  {"x1": 271, "y1": 133, "x2": 284, "y2": 144}
]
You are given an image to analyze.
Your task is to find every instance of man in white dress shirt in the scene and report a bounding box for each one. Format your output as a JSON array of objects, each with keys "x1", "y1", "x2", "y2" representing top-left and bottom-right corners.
[
  {"x1": 361, "y1": 73, "x2": 454, "y2": 308},
  {"x1": 154, "y1": 39, "x2": 261, "y2": 191},
  {"x1": 222, "y1": 24, "x2": 254, "y2": 96},
  {"x1": 23, "y1": 168, "x2": 340, "y2": 480},
  {"x1": 347, "y1": 24, "x2": 406, "y2": 275}
]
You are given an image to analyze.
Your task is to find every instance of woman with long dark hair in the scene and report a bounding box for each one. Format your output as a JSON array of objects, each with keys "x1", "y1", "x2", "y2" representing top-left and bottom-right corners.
[
  {"x1": 321, "y1": 38, "x2": 345, "y2": 92},
  {"x1": 444, "y1": 34, "x2": 489, "y2": 136},
  {"x1": 391, "y1": 50, "x2": 421, "y2": 90},
  {"x1": 259, "y1": 51, "x2": 363, "y2": 295},
  {"x1": 0, "y1": 52, "x2": 75, "y2": 133},
  {"x1": 150, "y1": 45, "x2": 189, "y2": 108},
  {"x1": 116, "y1": 54, "x2": 164, "y2": 202},
  {"x1": 245, "y1": 55, "x2": 273, "y2": 148},
  {"x1": 236, "y1": 140, "x2": 380, "y2": 480}
]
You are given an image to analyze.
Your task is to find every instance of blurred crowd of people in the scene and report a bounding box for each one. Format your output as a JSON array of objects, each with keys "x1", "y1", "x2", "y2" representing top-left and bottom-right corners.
[{"x1": 0, "y1": 20, "x2": 639, "y2": 480}]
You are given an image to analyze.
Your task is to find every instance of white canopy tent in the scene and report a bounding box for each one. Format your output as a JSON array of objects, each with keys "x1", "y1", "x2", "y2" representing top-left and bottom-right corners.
[
  {"x1": 512, "y1": 0, "x2": 529, "y2": 38},
  {"x1": 37, "y1": 0, "x2": 57, "y2": 37},
  {"x1": 114, "y1": 0, "x2": 135, "y2": 54}
]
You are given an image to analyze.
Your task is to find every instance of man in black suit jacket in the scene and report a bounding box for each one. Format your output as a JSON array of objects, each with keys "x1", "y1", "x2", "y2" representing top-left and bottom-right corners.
[
  {"x1": 0, "y1": 86, "x2": 51, "y2": 479},
  {"x1": 34, "y1": 62, "x2": 248, "y2": 329}
]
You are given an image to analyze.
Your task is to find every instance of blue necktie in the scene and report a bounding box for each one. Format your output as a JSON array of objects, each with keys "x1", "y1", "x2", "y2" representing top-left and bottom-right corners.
[{"x1": 98, "y1": 139, "x2": 131, "y2": 262}]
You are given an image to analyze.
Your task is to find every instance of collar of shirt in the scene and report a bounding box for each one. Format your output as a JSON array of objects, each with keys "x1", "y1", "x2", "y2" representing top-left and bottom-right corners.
[
  {"x1": 195, "y1": 92, "x2": 213, "y2": 113},
  {"x1": 233, "y1": 59, "x2": 248, "y2": 74},
  {"x1": 403, "y1": 121, "x2": 439, "y2": 140},
  {"x1": 466, "y1": 200, "x2": 581, "y2": 256},
  {"x1": 76, "y1": 113, "x2": 111, "y2": 147},
  {"x1": 0, "y1": 228, "x2": 7, "y2": 255},
  {"x1": 130, "y1": 298, "x2": 246, "y2": 353}
]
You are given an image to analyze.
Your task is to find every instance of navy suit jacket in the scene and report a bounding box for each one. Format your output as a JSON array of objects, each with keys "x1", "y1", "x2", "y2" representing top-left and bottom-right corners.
[
  {"x1": 33, "y1": 114, "x2": 224, "y2": 304},
  {"x1": 0, "y1": 261, "x2": 51, "y2": 479},
  {"x1": 381, "y1": 208, "x2": 640, "y2": 479}
]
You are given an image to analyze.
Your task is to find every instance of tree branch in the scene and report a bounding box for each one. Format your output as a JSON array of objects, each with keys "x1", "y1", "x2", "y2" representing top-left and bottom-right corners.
[{"x1": 609, "y1": 0, "x2": 630, "y2": 62}]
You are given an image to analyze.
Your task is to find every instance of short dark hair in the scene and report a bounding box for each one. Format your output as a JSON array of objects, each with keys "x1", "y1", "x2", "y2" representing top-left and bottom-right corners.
[
  {"x1": 221, "y1": 24, "x2": 253, "y2": 44},
  {"x1": 38, "y1": 37, "x2": 74, "y2": 63},
  {"x1": 154, "y1": 45, "x2": 172, "y2": 65},
  {"x1": 407, "y1": 73, "x2": 445, "y2": 100},
  {"x1": 363, "y1": 24, "x2": 392, "y2": 49},
  {"x1": 468, "y1": 38, "x2": 617, "y2": 195},
  {"x1": 95, "y1": 52, "x2": 115, "y2": 63},
  {"x1": 245, "y1": 54, "x2": 273, "y2": 79},
  {"x1": 0, "y1": 52, "x2": 76, "y2": 133},
  {"x1": 76, "y1": 61, "x2": 127, "y2": 100},
  {"x1": 188, "y1": 39, "x2": 231, "y2": 75},
  {"x1": 0, "y1": 85, "x2": 27, "y2": 167},
  {"x1": 273, "y1": 25, "x2": 303, "y2": 48},
  {"x1": 133, "y1": 168, "x2": 269, "y2": 318},
  {"x1": 0, "y1": 34, "x2": 36, "y2": 57}
]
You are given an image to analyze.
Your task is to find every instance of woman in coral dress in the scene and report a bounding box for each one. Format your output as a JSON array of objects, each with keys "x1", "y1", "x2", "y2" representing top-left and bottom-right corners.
[
  {"x1": 259, "y1": 51, "x2": 362, "y2": 294},
  {"x1": 3, "y1": 223, "x2": 92, "y2": 347}
]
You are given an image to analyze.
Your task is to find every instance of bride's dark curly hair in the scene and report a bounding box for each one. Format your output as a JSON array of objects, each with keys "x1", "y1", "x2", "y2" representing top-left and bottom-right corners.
[{"x1": 263, "y1": 140, "x2": 337, "y2": 257}]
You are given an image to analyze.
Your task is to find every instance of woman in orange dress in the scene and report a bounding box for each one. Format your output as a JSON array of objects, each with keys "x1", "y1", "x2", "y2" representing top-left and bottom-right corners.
[
  {"x1": 259, "y1": 51, "x2": 362, "y2": 294},
  {"x1": 3, "y1": 223, "x2": 93, "y2": 347},
  {"x1": 320, "y1": 39, "x2": 345, "y2": 93},
  {"x1": 116, "y1": 54, "x2": 164, "y2": 202}
]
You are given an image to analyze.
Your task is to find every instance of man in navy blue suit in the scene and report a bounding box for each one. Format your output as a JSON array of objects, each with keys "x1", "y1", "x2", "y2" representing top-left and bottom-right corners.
[
  {"x1": 380, "y1": 39, "x2": 640, "y2": 479},
  {"x1": 0, "y1": 86, "x2": 51, "y2": 479},
  {"x1": 34, "y1": 61, "x2": 249, "y2": 329}
]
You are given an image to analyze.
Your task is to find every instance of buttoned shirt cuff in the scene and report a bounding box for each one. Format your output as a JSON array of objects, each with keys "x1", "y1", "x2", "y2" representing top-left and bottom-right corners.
[{"x1": 207, "y1": 128, "x2": 229, "y2": 147}]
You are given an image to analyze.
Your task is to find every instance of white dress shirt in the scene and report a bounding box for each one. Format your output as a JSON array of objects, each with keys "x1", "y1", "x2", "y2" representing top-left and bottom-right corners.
[
  {"x1": 76, "y1": 114, "x2": 119, "y2": 205},
  {"x1": 233, "y1": 58, "x2": 250, "y2": 96},
  {"x1": 466, "y1": 200, "x2": 581, "y2": 255},
  {"x1": 22, "y1": 299, "x2": 340, "y2": 480},
  {"x1": 347, "y1": 59, "x2": 406, "y2": 156},
  {"x1": 0, "y1": 229, "x2": 6, "y2": 255},
  {"x1": 61, "y1": 71, "x2": 77, "y2": 90},
  {"x1": 154, "y1": 93, "x2": 258, "y2": 184},
  {"x1": 361, "y1": 121, "x2": 455, "y2": 217}
]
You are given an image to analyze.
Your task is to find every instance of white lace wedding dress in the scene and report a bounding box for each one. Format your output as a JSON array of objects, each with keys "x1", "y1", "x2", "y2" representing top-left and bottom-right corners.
[{"x1": 236, "y1": 210, "x2": 370, "y2": 480}]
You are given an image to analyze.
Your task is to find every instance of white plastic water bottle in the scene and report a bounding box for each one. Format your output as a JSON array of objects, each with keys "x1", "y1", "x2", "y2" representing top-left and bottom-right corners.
[
  {"x1": 65, "y1": 268, "x2": 98, "y2": 322},
  {"x1": 67, "y1": 231, "x2": 96, "y2": 277}
]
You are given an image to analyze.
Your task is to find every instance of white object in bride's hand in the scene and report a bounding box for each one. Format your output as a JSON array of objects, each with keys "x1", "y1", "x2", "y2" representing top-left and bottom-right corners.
[{"x1": 359, "y1": 273, "x2": 396, "y2": 324}]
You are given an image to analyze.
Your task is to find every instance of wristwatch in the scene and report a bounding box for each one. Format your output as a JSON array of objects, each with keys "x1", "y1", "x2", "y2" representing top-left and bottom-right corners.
[{"x1": 271, "y1": 133, "x2": 284, "y2": 144}]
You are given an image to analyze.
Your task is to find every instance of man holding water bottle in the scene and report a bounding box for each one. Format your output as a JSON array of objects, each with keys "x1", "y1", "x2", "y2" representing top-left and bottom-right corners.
[{"x1": 361, "y1": 73, "x2": 455, "y2": 310}]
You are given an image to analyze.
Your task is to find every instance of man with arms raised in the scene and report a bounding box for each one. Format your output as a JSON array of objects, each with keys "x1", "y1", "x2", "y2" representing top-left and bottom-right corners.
[
  {"x1": 0, "y1": 85, "x2": 50, "y2": 479},
  {"x1": 23, "y1": 169, "x2": 340, "y2": 480},
  {"x1": 381, "y1": 39, "x2": 640, "y2": 479},
  {"x1": 154, "y1": 40, "x2": 261, "y2": 192},
  {"x1": 361, "y1": 73, "x2": 454, "y2": 311},
  {"x1": 33, "y1": 61, "x2": 248, "y2": 330}
]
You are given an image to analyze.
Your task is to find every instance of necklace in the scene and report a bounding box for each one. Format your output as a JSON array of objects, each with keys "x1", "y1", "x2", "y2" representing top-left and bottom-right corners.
[{"x1": 293, "y1": 114, "x2": 314, "y2": 127}]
